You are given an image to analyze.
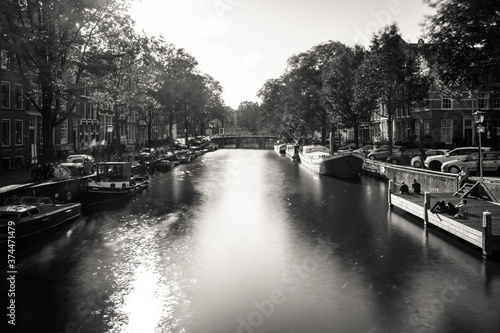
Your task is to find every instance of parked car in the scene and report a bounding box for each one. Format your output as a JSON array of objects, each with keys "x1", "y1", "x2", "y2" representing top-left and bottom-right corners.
[
  {"x1": 174, "y1": 142, "x2": 188, "y2": 150},
  {"x1": 424, "y1": 146, "x2": 492, "y2": 171},
  {"x1": 367, "y1": 145, "x2": 403, "y2": 160},
  {"x1": 353, "y1": 144, "x2": 377, "y2": 156},
  {"x1": 188, "y1": 138, "x2": 202, "y2": 146},
  {"x1": 60, "y1": 154, "x2": 96, "y2": 175},
  {"x1": 441, "y1": 151, "x2": 500, "y2": 174},
  {"x1": 410, "y1": 149, "x2": 448, "y2": 168},
  {"x1": 338, "y1": 143, "x2": 355, "y2": 152},
  {"x1": 139, "y1": 147, "x2": 156, "y2": 159},
  {"x1": 386, "y1": 148, "x2": 425, "y2": 165}
]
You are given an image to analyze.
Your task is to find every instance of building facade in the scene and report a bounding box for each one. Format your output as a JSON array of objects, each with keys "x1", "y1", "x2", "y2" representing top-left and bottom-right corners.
[{"x1": 1, "y1": 47, "x2": 34, "y2": 169}]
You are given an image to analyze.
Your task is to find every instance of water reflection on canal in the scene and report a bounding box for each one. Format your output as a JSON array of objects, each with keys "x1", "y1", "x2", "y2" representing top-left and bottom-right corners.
[{"x1": 5, "y1": 150, "x2": 500, "y2": 333}]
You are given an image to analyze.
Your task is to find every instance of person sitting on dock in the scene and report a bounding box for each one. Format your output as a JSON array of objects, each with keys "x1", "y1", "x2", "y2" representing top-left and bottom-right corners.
[
  {"x1": 449, "y1": 199, "x2": 468, "y2": 219},
  {"x1": 399, "y1": 182, "x2": 410, "y2": 195},
  {"x1": 411, "y1": 179, "x2": 421, "y2": 194}
]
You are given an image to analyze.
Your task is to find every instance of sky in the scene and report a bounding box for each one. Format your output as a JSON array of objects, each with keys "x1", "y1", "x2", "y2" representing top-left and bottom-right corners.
[{"x1": 129, "y1": 0, "x2": 435, "y2": 109}]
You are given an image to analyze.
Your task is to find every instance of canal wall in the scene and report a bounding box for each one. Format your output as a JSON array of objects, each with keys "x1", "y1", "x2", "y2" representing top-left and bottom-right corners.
[
  {"x1": 363, "y1": 159, "x2": 500, "y2": 200},
  {"x1": 363, "y1": 160, "x2": 460, "y2": 193}
]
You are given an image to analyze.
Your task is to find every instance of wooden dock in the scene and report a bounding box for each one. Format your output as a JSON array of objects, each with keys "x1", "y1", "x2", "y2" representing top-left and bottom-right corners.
[{"x1": 388, "y1": 180, "x2": 500, "y2": 258}]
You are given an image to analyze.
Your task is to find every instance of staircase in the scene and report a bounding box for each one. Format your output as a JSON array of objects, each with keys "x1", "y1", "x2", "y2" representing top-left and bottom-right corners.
[
  {"x1": 454, "y1": 181, "x2": 477, "y2": 197},
  {"x1": 454, "y1": 180, "x2": 497, "y2": 202}
]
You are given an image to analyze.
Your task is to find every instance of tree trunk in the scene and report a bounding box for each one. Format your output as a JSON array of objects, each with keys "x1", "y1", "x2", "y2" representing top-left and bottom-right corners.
[
  {"x1": 114, "y1": 102, "x2": 122, "y2": 160},
  {"x1": 41, "y1": 81, "x2": 54, "y2": 163},
  {"x1": 42, "y1": 106, "x2": 53, "y2": 163},
  {"x1": 168, "y1": 116, "x2": 174, "y2": 151},
  {"x1": 353, "y1": 119, "x2": 360, "y2": 147},
  {"x1": 387, "y1": 100, "x2": 394, "y2": 157}
]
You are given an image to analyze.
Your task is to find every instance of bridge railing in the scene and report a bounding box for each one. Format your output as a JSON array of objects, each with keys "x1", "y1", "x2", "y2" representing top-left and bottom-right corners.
[{"x1": 211, "y1": 133, "x2": 278, "y2": 139}]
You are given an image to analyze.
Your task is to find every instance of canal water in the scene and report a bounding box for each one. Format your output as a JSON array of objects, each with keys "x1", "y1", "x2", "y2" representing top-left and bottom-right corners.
[{"x1": 4, "y1": 150, "x2": 500, "y2": 333}]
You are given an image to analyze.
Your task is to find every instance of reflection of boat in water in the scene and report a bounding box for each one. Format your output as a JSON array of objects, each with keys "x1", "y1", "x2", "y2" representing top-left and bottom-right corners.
[
  {"x1": 298, "y1": 145, "x2": 364, "y2": 178},
  {"x1": 84, "y1": 162, "x2": 149, "y2": 206},
  {"x1": 286, "y1": 144, "x2": 300, "y2": 161},
  {"x1": 0, "y1": 196, "x2": 81, "y2": 241},
  {"x1": 274, "y1": 140, "x2": 286, "y2": 154}
]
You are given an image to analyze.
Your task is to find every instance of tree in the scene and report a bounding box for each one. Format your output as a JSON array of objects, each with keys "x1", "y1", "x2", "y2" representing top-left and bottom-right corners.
[
  {"x1": 88, "y1": 29, "x2": 145, "y2": 158},
  {"x1": 237, "y1": 101, "x2": 260, "y2": 133},
  {"x1": 258, "y1": 77, "x2": 287, "y2": 137},
  {"x1": 358, "y1": 24, "x2": 430, "y2": 154},
  {"x1": 258, "y1": 76, "x2": 309, "y2": 141},
  {"x1": 151, "y1": 46, "x2": 207, "y2": 148},
  {"x1": 196, "y1": 75, "x2": 225, "y2": 136},
  {"x1": 322, "y1": 44, "x2": 377, "y2": 147},
  {"x1": 0, "y1": 0, "x2": 134, "y2": 162},
  {"x1": 286, "y1": 41, "x2": 351, "y2": 144},
  {"x1": 423, "y1": 0, "x2": 500, "y2": 90}
]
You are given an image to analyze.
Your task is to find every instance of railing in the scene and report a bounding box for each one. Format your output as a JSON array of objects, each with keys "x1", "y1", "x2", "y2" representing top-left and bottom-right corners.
[
  {"x1": 211, "y1": 133, "x2": 278, "y2": 138},
  {"x1": 456, "y1": 166, "x2": 471, "y2": 190}
]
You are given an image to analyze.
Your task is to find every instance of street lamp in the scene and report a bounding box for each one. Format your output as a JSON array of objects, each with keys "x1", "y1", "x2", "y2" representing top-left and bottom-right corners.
[{"x1": 472, "y1": 109, "x2": 486, "y2": 181}]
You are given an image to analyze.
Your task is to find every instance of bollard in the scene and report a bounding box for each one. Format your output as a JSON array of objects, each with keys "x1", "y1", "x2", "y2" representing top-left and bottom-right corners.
[
  {"x1": 423, "y1": 192, "x2": 430, "y2": 227},
  {"x1": 482, "y1": 211, "x2": 492, "y2": 258}
]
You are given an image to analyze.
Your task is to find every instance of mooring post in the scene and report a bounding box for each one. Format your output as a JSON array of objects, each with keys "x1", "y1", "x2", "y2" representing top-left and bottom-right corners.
[
  {"x1": 423, "y1": 192, "x2": 430, "y2": 227},
  {"x1": 388, "y1": 180, "x2": 393, "y2": 208},
  {"x1": 482, "y1": 211, "x2": 492, "y2": 258}
]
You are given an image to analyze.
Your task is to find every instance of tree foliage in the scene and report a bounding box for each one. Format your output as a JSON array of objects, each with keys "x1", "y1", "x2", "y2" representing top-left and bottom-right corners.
[
  {"x1": 358, "y1": 24, "x2": 431, "y2": 153},
  {"x1": 423, "y1": 0, "x2": 500, "y2": 90},
  {"x1": 237, "y1": 101, "x2": 260, "y2": 133},
  {"x1": 322, "y1": 44, "x2": 376, "y2": 147},
  {"x1": 0, "y1": 0, "x2": 134, "y2": 161}
]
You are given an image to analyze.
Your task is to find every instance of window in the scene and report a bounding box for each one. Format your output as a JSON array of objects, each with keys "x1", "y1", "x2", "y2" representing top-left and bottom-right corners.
[
  {"x1": 442, "y1": 97, "x2": 452, "y2": 109},
  {"x1": 494, "y1": 97, "x2": 500, "y2": 109},
  {"x1": 31, "y1": 82, "x2": 42, "y2": 106},
  {"x1": 484, "y1": 153, "x2": 499, "y2": 161},
  {"x1": 14, "y1": 120, "x2": 23, "y2": 145},
  {"x1": 478, "y1": 93, "x2": 489, "y2": 109},
  {"x1": 1, "y1": 81, "x2": 10, "y2": 108},
  {"x1": 29, "y1": 116, "x2": 36, "y2": 128},
  {"x1": 14, "y1": 84, "x2": 23, "y2": 110},
  {"x1": 60, "y1": 119, "x2": 68, "y2": 144},
  {"x1": 441, "y1": 119, "x2": 453, "y2": 144},
  {"x1": 424, "y1": 120, "x2": 431, "y2": 135},
  {"x1": 1, "y1": 50, "x2": 10, "y2": 70},
  {"x1": 1, "y1": 119, "x2": 11, "y2": 146}
]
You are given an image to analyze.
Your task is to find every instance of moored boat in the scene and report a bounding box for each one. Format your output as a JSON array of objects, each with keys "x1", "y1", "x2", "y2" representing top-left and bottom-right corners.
[
  {"x1": 298, "y1": 145, "x2": 364, "y2": 178},
  {"x1": 84, "y1": 162, "x2": 149, "y2": 206},
  {"x1": 274, "y1": 140, "x2": 286, "y2": 154},
  {"x1": 286, "y1": 144, "x2": 300, "y2": 161},
  {"x1": 176, "y1": 151, "x2": 192, "y2": 163},
  {"x1": 0, "y1": 196, "x2": 81, "y2": 241},
  {"x1": 155, "y1": 159, "x2": 175, "y2": 172}
]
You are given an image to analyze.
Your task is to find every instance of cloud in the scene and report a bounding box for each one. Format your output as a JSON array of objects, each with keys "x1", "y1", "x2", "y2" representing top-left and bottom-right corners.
[{"x1": 237, "y1": 52, "x2": 265, "y2": 72}]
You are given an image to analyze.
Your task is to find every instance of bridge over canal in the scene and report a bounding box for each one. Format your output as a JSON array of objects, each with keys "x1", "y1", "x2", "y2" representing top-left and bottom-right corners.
[{"x1": 210, "y1": 134, "x2": 279, "y2": 149}]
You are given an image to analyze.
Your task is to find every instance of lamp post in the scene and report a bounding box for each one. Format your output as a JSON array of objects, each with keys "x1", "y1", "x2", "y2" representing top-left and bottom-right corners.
[{"x1": 472, "y1": 109, "x2": 486, "y2": 181}]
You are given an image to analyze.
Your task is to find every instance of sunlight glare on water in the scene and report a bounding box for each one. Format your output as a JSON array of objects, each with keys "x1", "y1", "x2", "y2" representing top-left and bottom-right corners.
[{"x1": 121, "y1": 266, "x2": 162, "y2": 332}]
